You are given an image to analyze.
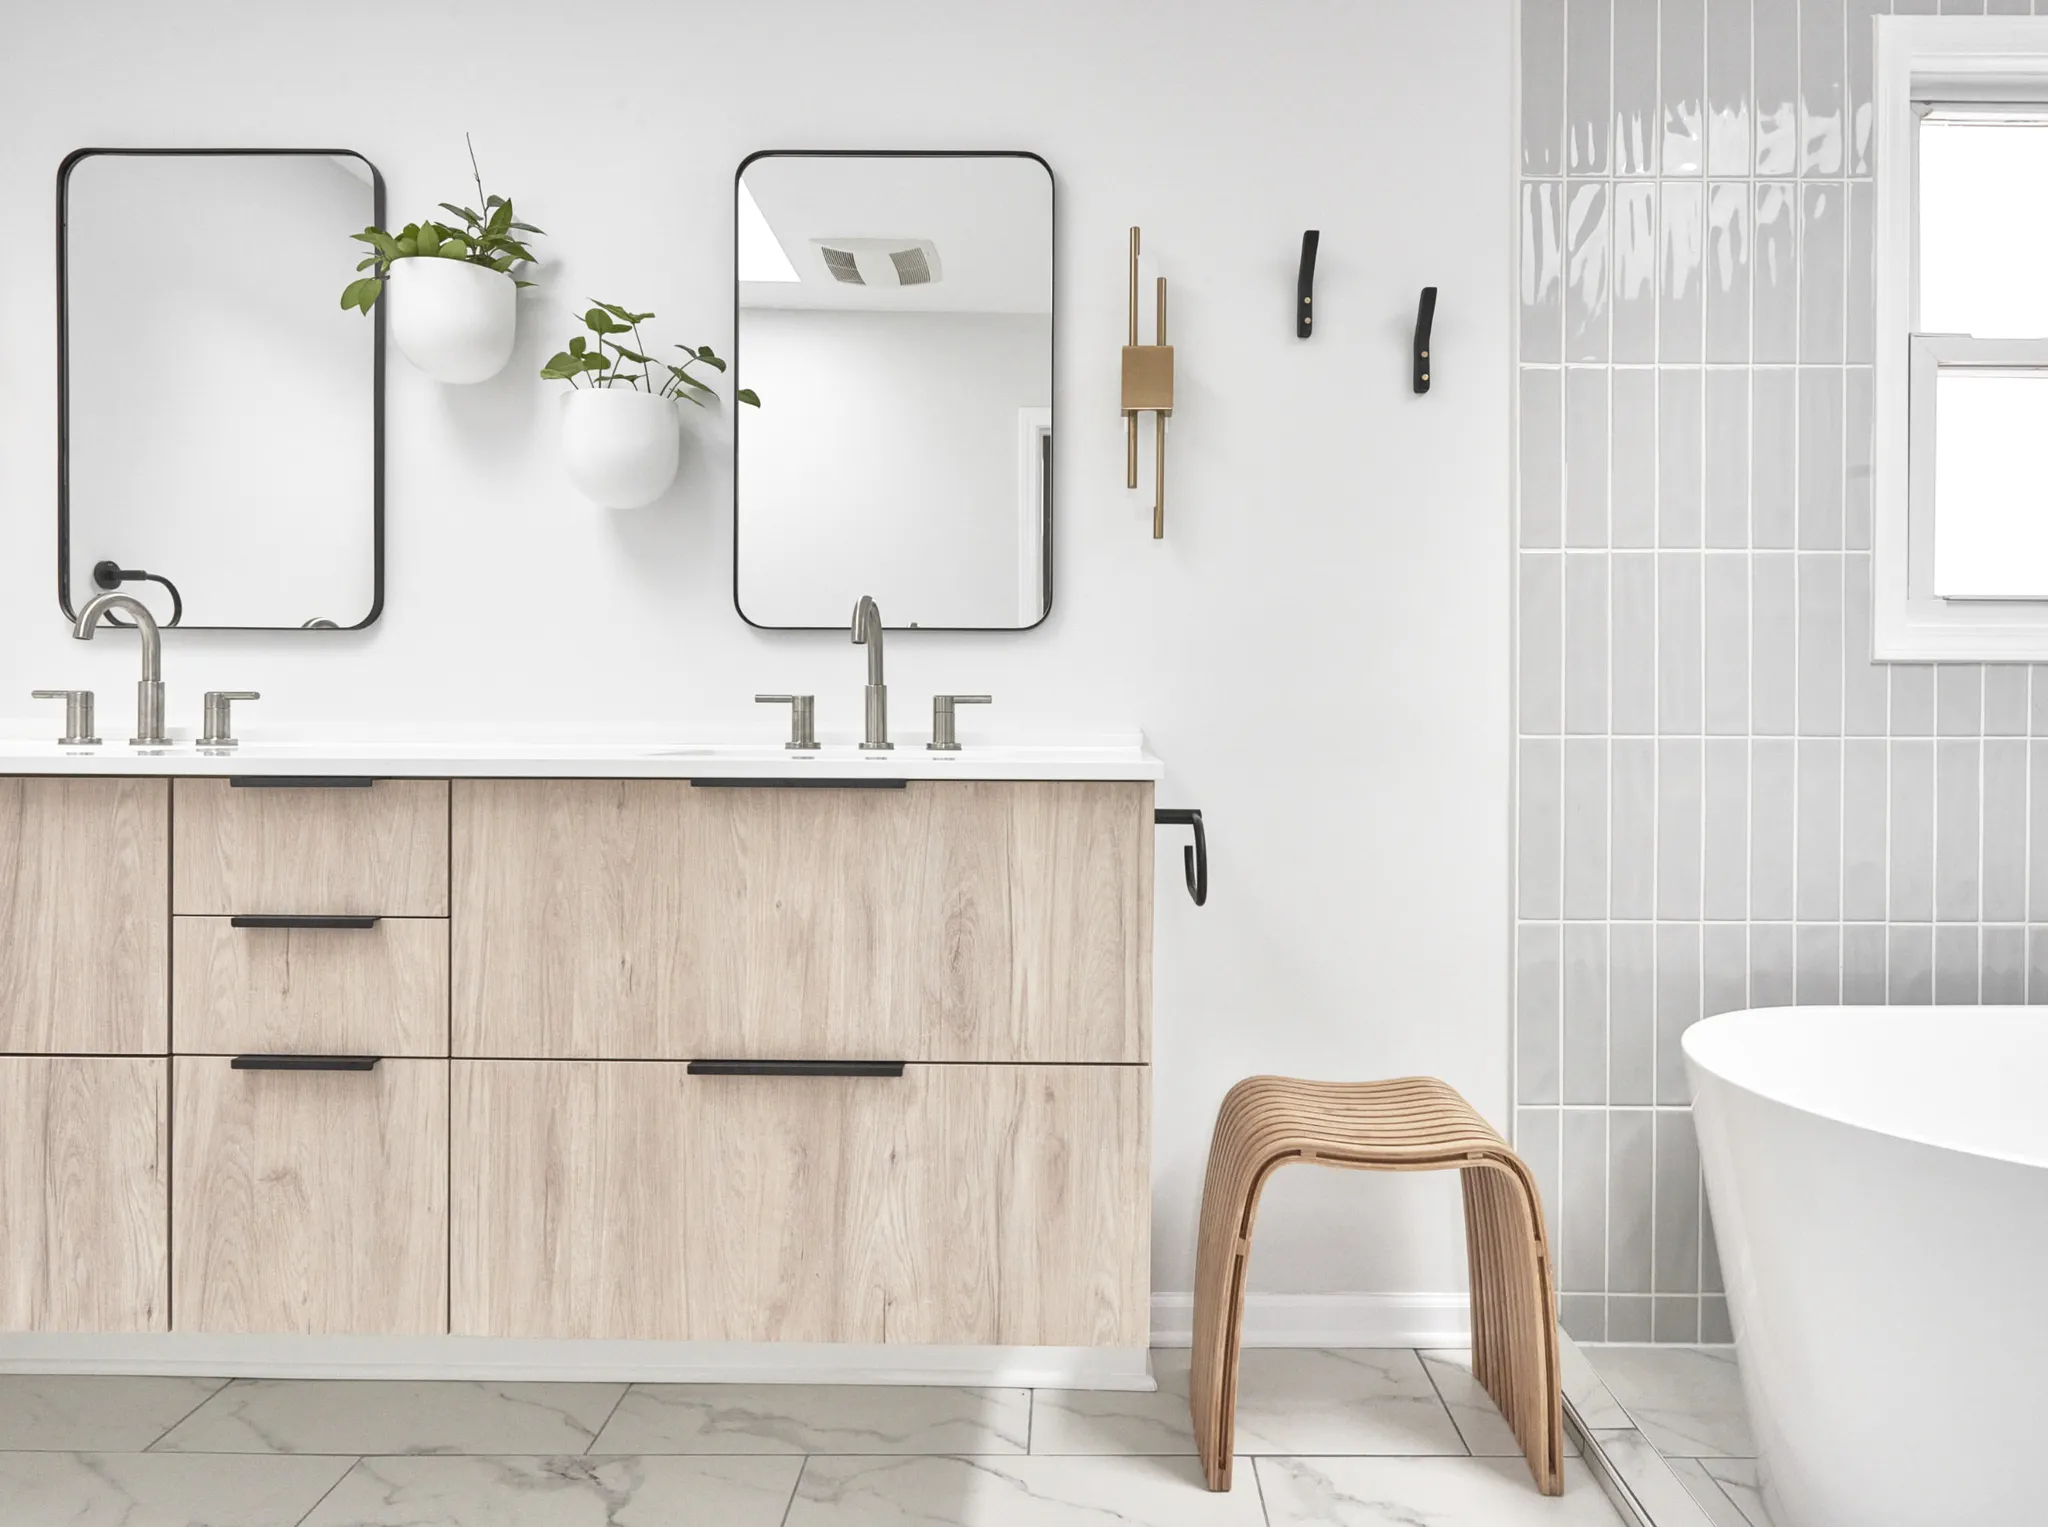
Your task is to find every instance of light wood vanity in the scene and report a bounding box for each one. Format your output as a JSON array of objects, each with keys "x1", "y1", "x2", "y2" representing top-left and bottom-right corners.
[{"x1": 0, "y1": 765, "x2": 1154, "y2": 1370}]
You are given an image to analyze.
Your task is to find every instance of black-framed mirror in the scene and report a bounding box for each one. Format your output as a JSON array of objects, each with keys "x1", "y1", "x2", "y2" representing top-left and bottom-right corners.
[
  {"x1": 733, "y1": 151, "x2": 1053, "y2": 631},
  {"x1": 58, "y1": 148, "x2": 385, "y2": 631}
]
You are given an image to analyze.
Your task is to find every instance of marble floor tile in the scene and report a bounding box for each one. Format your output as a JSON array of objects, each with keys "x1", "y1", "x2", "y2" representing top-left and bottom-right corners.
[
  {"x1": 590, "y1": 1382, "x2": 1029, "y2": 1454},
  {"x1": 786, "y1": 1453, "x2": 1265, "y2": 1526},
  {"x1": 1671, "y1": 1456, "x2": 1762, "y2": 1527},
  {"x1": 1591, "y1": 1429, "x2": 1717, "y2": 1527},
  {"x1": 1702, "y1": 1457, "x2": 1776, "y2": 1527},
  {"x1": 1418, "y1": 1348, "x2": 1579, "y2": 1458},
  {"x1": 1255, "y1": 1455, "x2": 1625, "y2": 1525},
  {"x1": 299, "y1": 1453, "x2": 801, "y2": 1526},
  {"x1": 0, "y1": 1374, "x2": 225, "y2": 1450},
  {"x1": 152, "y1": 1378, "x2": 627, "y2": 1455},
  {"x1": 1559, "y1": 1337, "x2": 1633, "y2": 1430},
  {"x1": 1583, "y1": 1345, "x2": 1755, "y2": 1457},
  {"x1": 0, "y1": 1449, "x2": 351, "y2": 1526},
  {"x1": 1028, "y1": 1347, "x2": 1463, "y2": 1457}
]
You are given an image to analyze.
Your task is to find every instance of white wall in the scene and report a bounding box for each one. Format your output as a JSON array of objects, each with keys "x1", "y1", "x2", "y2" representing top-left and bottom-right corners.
[{"x1": 0, "y1": 0, "x2": 1513, "y2": 1315}]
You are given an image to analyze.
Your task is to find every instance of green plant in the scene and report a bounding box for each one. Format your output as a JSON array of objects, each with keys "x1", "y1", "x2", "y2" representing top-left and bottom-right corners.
[
  {"x1": 340, "y1": 139, "x2": 542, "y2": 313},
  {"x1": 542, "y1": 300, "x2": 761, "y2": 407}
]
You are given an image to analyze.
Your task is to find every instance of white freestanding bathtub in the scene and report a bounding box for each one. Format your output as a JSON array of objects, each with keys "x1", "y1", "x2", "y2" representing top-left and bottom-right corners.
[{"x1": 1685, "y1": 1007, "x2": 2048, "y2": 1527}]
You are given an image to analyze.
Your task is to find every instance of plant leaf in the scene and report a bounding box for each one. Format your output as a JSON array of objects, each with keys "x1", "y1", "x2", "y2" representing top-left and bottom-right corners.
[
  {"x1": 540, "y1": 352, "x2": 582, "y2": 379},
  {"x1": 606, "y1": 343, "x2": 652, "y2": 364},
  {"x1": 339, "y1": 276, "x2": 382, "y2": 312},
  {"x1": 667, "y1": 365, "x2": 713, "y2": 392},
  {"x1": 487, "y1": 202, "x2": 511, "y2": 235},
  {"x1": 439, "y1": 203, "x2": 482, "y2": 225},
  {"x1": 485, "y1": 193, "x2": 507, "y2": 209},
  {"x1": 508, "y1": 220, "x2": 544, "y2": 234},
  {"x1": 513, "y1": 278, "x2": 536, "y2": 288},
  {"x1": 568, "y1": 336, "x2": 588, "y2": 356},
  {"x1": 735, "y1": 388, "x2": 761, "y2": 407},
  {"x1": 583, "y1": 308, "x2": 627, "y2": 334},
  {"x1": 394, "y1": 236, "x2": 417, "y2": 257},
  {"x1": 355, "y1": 255, "x2": 379, "y2": 271},
  {"x1": 414, "y1": 225, "x2": 440, "y2": 258}
]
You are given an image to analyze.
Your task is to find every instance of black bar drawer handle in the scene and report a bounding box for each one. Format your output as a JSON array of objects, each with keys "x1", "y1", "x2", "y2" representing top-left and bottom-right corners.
[
  {"x1": 689, "y1": 778, "x2": 907, "y2": 790},
  {"x1": 229, "y1": 915, "x2": 381, "y2": 930},
  {"x1": 230, "y1": 776, "x2": 376, "y2": 789},
  {"x1": 1155, "y1": 807, "x2": 1208, "y2": 907},
  {"x1": 232, "y1": 1054, "x2": 381, "y2": 1072},
  {"x1": 687, "y1": 1060, "x2": 906, "y2": 1078}
]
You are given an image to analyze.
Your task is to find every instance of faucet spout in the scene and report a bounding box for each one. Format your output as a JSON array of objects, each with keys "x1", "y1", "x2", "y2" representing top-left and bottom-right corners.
[
  {"x1": 73, "y1": 592, "x2": 168, "y2": 745},
  {"x1": 851, "y1": 595, "x2": 891, "y2": 750}
]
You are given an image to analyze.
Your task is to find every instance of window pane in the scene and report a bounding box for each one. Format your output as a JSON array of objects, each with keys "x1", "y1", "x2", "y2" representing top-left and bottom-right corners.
[
  {"x1": 1920, "y1": 118, "x2": 2048, "y2": 339},
  {"x1": 1933, "y1": 371, "x2": 2048, "y2": 598}
]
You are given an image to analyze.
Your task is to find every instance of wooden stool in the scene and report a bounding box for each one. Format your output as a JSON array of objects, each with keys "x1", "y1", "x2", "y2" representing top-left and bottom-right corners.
[{"x1": 1189, "y1": 1075, "x2": 1563, "y2": 1495}]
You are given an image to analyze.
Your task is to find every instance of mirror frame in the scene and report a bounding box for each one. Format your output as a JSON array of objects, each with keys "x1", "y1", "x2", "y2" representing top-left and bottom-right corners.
[
  {"x1": 56, "y1": 146, "x2": 387, "y2": 631},
  {"x1": 731, "y1": 149, "x2": 1055, "y2": 632}
]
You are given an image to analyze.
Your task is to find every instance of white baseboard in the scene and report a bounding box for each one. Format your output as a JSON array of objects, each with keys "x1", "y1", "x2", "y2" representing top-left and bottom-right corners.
[{"x1": 1149, "y1": 1293, "x2": 1471, "y2": 1350}]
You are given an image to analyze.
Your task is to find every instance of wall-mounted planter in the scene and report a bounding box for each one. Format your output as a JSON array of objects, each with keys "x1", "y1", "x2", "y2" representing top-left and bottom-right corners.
[
  {"x1": 559, "y1": 389, "x2": 680, "y2": 508},
  {"x1": 386, "y1": 259, "x2": 517, "y2": 384}
]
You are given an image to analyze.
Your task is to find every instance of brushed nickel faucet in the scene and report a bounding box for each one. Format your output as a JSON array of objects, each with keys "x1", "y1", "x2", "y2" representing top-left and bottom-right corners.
[
  {"x1": 851, "y1": 594, "x2": 891, "y2": 750},
  {"x1": 72, "y1": 592, "x2": 168, "y2": 745}
]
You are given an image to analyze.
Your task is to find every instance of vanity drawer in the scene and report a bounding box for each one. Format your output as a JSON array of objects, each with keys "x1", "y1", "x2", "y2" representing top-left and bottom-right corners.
[
  {"x1": 172, "y1": 1056, "x2": 448, "y2": 1336},
  {"x1": 174, "y1": 777, "x2": 448, "y2": 916},
  {"x1": 173, "y1": 915, "x2": 448, "y2": 1057},
  {"x1": 451, "y1": 1059, "x2": 1148, "y2": 1346}
]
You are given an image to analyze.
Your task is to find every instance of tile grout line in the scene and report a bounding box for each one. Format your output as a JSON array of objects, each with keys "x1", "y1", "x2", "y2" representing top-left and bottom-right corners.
[
  {"x1": 582, "y1": 1382, "x2": 633, "y2": 1455},
  {"x1": 136, "y1": 1377, "x2": 235, "y2": 1453},
  {"x1": 287, "y1": 1455, "x2": 361, "y2": 1527}
]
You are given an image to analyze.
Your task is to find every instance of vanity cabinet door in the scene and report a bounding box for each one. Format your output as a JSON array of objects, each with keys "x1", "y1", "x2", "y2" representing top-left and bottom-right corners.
[
  {"x1": 452, "y1": 780, "x2": 1149, "y2": 1062},
  {"x1": 0, "y1": 1057, "x2": 168, "y2": 1331},
  {"x1": 174, "y1": 778, "x2": 449, "y2": 917},
  {"x1": 0, "y1": 777, "x2": 168, "y2": 1053},
  {"x1": 172, "y1": 1056, "x2": 448, "y2": 1335}
]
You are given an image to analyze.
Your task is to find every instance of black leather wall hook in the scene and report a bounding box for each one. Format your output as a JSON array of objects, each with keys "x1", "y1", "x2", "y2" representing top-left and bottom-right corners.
[
  {"x1": 92, "y1": 560, "x2": 184, "y2": 627},
  {"x1": 1296, "y1": 230, "x2": 1319, "y2": 338},
  {"x1": 1413, "y1": 286, "x2": 1438, "y2": 394},
  {"x1": 1155, "y1": 807, "x2": 1208, "y2": 906}
]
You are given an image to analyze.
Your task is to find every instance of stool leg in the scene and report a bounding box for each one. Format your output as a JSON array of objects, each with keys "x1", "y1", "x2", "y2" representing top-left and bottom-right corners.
[
  {"x1": 1462, "y1": 1161, "x2": 1565, "y2": 1496},
  {"x1": 1191, "y1": 1149, "x2": 1282, "y2": 1491}
]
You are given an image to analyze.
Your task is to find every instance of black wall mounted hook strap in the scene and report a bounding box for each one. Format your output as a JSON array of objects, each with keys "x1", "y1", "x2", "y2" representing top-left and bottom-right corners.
[
  {"x1": 1413, "y1": 286, "x2": 1438, "y2": 394},
  {"x1": 93, "y1": 560, "x2": 184, "y2": 627},
  {"x1": 1296, "y1": 231, "x2": 1319, "y2": 338},
  {"x1": 1155, "y1": 807, "x2": 1208, "y2": 906}
]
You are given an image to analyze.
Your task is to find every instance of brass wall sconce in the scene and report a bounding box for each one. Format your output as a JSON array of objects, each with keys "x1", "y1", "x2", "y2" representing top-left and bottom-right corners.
[{"x1": 1120, "y1": 227, "x2": 1174, "y2": 538}]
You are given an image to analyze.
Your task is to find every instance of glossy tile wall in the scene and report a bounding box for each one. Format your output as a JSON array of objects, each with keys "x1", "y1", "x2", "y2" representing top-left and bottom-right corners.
[{"x1": 1516, "y1": 0, "x2": 2048, "y2": 1345}]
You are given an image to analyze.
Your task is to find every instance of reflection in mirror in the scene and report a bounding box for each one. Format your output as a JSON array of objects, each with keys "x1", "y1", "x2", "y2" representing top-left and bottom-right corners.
[
  {"x1": 735, "y1": 152, "x2": 1052, "y2": 629},
  {"x1": 60, "y1": 150, "x2": 383, "y2": 630}
]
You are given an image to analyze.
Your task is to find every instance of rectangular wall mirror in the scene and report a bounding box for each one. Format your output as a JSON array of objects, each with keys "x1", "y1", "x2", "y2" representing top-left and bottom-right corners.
[
  {"x1": 59, "y1": 148, "x2": 384, "y2": 630},
  {"x1": 734, "y1": 151, "x2": 1053, "y2": 630}
]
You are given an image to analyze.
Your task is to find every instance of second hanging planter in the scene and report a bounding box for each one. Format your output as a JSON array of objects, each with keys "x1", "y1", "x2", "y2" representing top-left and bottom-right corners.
[{"x1": 559, "y1": 389, "x2": 680, "y2": 509}]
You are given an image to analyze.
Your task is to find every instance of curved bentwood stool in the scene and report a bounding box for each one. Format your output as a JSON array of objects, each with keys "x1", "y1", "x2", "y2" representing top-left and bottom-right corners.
[{"x1": 1189, "y1": 1075, "x2": 1564, "y2": 1495}]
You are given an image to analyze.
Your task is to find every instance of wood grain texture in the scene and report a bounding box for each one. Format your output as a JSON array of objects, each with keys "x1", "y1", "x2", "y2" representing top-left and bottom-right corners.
[
  {"x1": 451, "y1": 780, "x2": 1150, "y2": 1062},
  {"x1": 0, "y1": 777, "x2": 168, "y2": 1053},
  {"x1": 172, "y1": 1056, "x2": 448, "y2": 1335},
  {"x1": 0, "y1": 1057, "x2": 168, "y2": 1331},
  {"x1": 172, "y1": 916, "x2": 448, "y2": 1056},
  {"x1": 173, "y1": 778, "x2": 448, "y2": 916},
  {"x1": 451, "y1": 1060, "x2": 1148, "y2": 1346}
]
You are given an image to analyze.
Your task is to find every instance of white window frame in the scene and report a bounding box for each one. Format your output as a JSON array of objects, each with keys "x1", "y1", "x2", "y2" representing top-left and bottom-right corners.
[{"x1": 1875, "y1": 17, "x2": 2048, "y2": 658}]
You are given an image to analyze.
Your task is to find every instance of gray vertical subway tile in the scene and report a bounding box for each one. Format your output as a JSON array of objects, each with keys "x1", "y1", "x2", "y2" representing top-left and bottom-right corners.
[
  {"x1": 2032, "y1": 928, "x2": 2048, "y2": 1003},
  {"x1": 1612, "y1": 370, "x2": 1659, "y2": 547},
  {"x1": 1843, "y1": 738, "x2": 1888, "y2": 919},
  {"x1": 1613, "y1": 184, "x2": 1660, "y2": 363},
  {"x1": 1611, "y1": 923, "x2": 1658, "y2": 1103},
  {"x1": 1889, "y1": 925, "x2": 1934, "y2": 1004},
  {"x1": 1844, "y1": 555, "x2": 1888, "y2": 734},
  {"x1": 1561, "y1": 1109, "x2": 1609, "y2": 1291},
  {"x1": 1984, "y1": 925, "x2": 2027, "y2": 1004},
  {"x1": 1522, "y1": 184, "x2": 1565, "y2": 365},
  {"x1": 1613, "y1": 738, "x2": 1658, "y2": 917},
  {"x1": 1526, "y1": 0, "x2": 1569, "y2": 174},
  {"x1": 1752, "y1": 369, "x2": 1797, "y2": 547},
  {"x1": 1843, "y1": 922, "x2": 1887, "y2": 1003},
  {"x1": 1569, "y1": 0, "x2": 1615, "y2": 173},
  {"x1": 1657, "y1": 923, "x2": 1703, "y2": 1104},
  {"x1": 1705, "y1": 370, "x2": 1750, "y2": 547},
  {"x1": 1935, "y1": 925, "x2": 1981, "y2": 1003},
  {"x1": 1608, "y1": 1108, "x2": 1654, "y2": 1293},
  {"x1": 1567, "y1": 182, "x2": 1612, "y2": 362},
  {"x1": 1801, "y1": 0, "x2": 1846, "y2": 174},
  {"x1": 1987, "y1": 667, "x2": 2029, "y2": 736},
  {"x1": 1519, "y1": 923, "x2": 1564, "y2": 1106},
  {"x1": 2031, "y1": 741, "x2": 2048, "y2": 920},
  {"x1": 1937, "y1": 665, "x2": 1983, "y2": 736},
  {"x1": 1991, "y1": 0, "x2": 2028, "y2": 11},
  {"x1": 1935, "y1": 739, "x2": 1981, "y2": 922},
  {"x1": 1521, "y1": 738, "x2": 1565, "y2": 919},
  {"x1": 1754, "y1": 186, "x2": 1799, "y2": 362},
  {"x1": 1892, "y1": 665, "x2": 1935, "y2": 736},
  {"x1": 1615, "y1": 0, "x2": 1662, "y2": 173},
  {"x1": 1846, "y1": 183, "x2": 1874, "y2": 363},
  {"x1": 1705, "y1": 555, "x2": 1750, "y2": 734},
  {"x1": 1797, "y1": 923, "x2": 1842, "y2": 1002},
  {"x1": 1984, "y1": 738, "x2": 2027, "y2": 921},
  {"x1": 1890, "y1": 739, "x2": 1935, "y2": 920},
  {"x1": 1521, "y1": 554, "x2": 1564, "y2": 734},
  {"x1": 1664, "y1": 0, "x2": 1708, "y2": 173},
  {"x1": 1798, "y1": 371, "x2": 1844, "y2": 549},
  {"x1": 1701, "y1": 1196, "x2": 1725, "y2": 1296},
  {"x1": 1706, "y1": 0, "x2": 1754, "y2": 174},
  {"x1": 1705, "y1": 182, "x2": 1753, "y2": 363},
  {"x1": 1517, "y1": 1108, "x2": 1563, "y2": 1245},
  {"x1": 1566, "y1": 368, "x2": 1610, "y2": 546},
  {"x1": 1800, "y1": 183, "x2": 1846, "y2": 361},
  {"x1": 2034, "y1": 671, "x2": 2048, "y2": 734},
  {"x1": 1613, "y1": 553, "x2": 1659, "y2": 732},
  {"x1": 1565, "y1": 555, "x2": 1611, "y2": 733},
  {"x1": 1751, "y1": 737, "x2": 1797, "y2": 919},
  {"x1": 1798, "y1": 739, "x2": 1843, "y2": 919},
  {"x1": 1750, "y1": 921, "x2": 1797, "y2": 1006},
  {"x1": 1703, "y1": 926, "x2": 1749, "y2": 1023},
  {"x1": 1846, "y1": 0, "x2": 1882, "y2": 175},
  {"x1": 1704, "y1": 740, "x2": 1751, "y2": 917},
  {"x1": 1754, "y1": 0, "x2": 1800, "y2": 173},
  {"x1": 1521, "y1": 369, "x2": 1565, "y2": 547},
  {"x1": 1660, "y1": 554, "x2": 1705, "y2": 733},
  {"x1": 1558, "y1": 1295, "x2": 1607, "y2": 1344},
  {"x1": 1564, "y1": 924, "x2": 1610, "y2": 1104},
  {"x1": 1608, "y1": 1294, "x2": 1655, "y2": 1341},
  {"x1": 1752, "y1": 554, "x2": 1797, "y2": 734},
  {"x1": 1659, "y1": 740, "x2": 1705, "y2": 918},
  {"x1": 1844, "y1": 368, "x2": 1873, "y2": 549},
  {"x1": 1702, "y1": 1296, "x2": 1734, "y2": 1344},
  {"x1": 1653, "y1": 1110, "x2": 1701, "y2": 1292},
  {"x1": 1661, "y1": 181, "x2": 1706, "y2": 362},
  {"x1": 1798, "y1": 554, "x2": 1844, "y2": 734},
  {"x1": 1661, "y1": 370, "x2": 1705, "y2": 548},
  {"x1": 1654, "y1": 1297, "x2": 1703, "y2": 1344},
  {"x1": 1565, "y1": 738, "x2": 1611, "y2": 918}
]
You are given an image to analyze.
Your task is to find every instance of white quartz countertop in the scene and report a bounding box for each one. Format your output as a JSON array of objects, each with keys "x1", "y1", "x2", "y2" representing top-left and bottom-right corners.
[{"x1": 0, "y1": 737, "x2": 1164, "y2": 783}]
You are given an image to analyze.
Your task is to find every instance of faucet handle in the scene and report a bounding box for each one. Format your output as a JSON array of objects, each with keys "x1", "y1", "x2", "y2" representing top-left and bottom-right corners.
[
  {"x1": 928, "y1": 694, "x2": 991, "y2": 752},
  {"x1": 201, "y1": 691, "x2": 259, "y2": 748},
  {"x1": 755, "y1": 694, "x2": 819, "y2": 751},
  {"x1": 31, "y1": 690, "x2": 99, "y2": 746}
]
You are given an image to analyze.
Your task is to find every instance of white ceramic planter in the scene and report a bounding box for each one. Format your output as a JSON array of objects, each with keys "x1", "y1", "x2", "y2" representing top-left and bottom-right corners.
[
  {"x1": 559, "y1": 389, "x2": 681, "y2": 508},
  {"x1": 386, "y1": 258, "x2": 517, "y2": 384}
]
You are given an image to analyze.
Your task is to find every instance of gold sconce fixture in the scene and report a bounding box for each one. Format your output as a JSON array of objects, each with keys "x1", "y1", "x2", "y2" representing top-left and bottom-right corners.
[{"x1": 1120, "y1": 227, "x2": 1174, "y2": 538}]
